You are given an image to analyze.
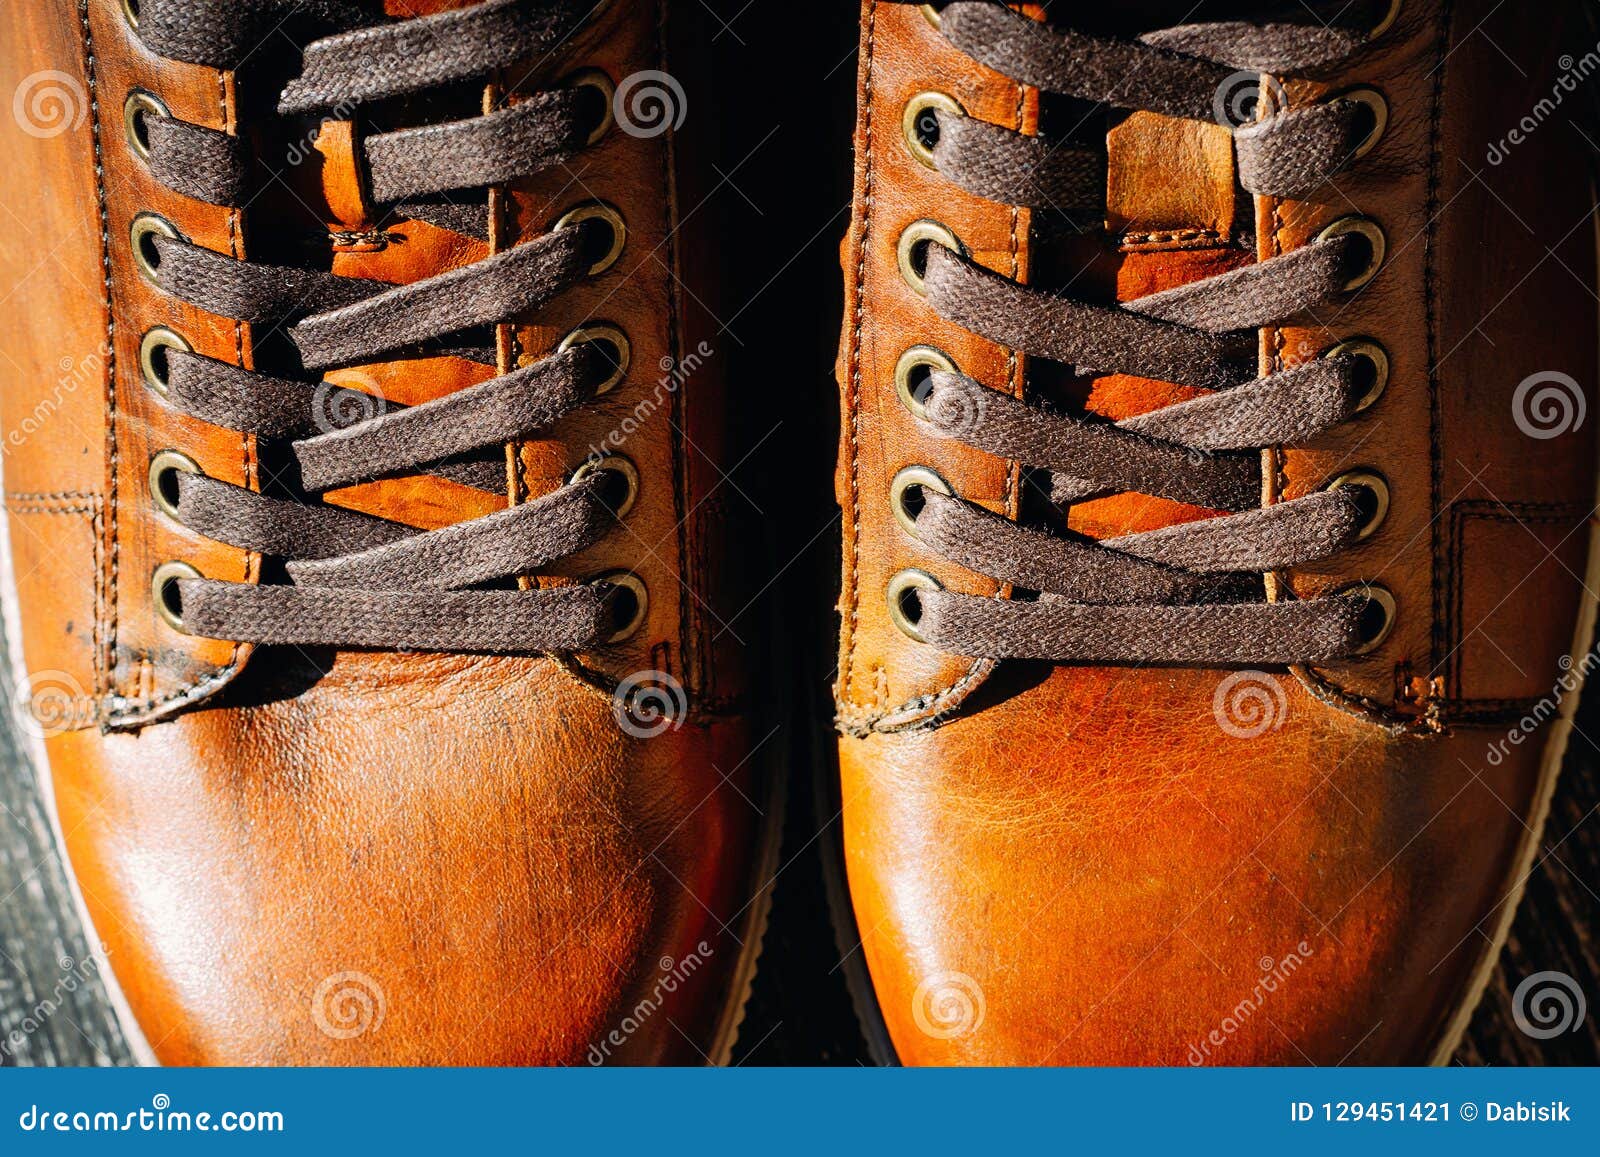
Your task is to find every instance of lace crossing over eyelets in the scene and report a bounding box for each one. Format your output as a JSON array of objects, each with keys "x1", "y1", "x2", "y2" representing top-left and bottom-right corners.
[
  {"x1": 553, "y1": 201, "x2": 627, "y2": 277},
  {"x1": 1333, "y1": 582, "x2": 1397, "y2": 654},
  {"x1": 148, "y1": 450, "x2": 202, "y2": 521},
  {"x1": 1326, "y1": 469, "x2": 1390, "y2": 540},
  {"x1": 895, "y1": 346, "x2": 959, "y2": 419},
  {"x1": 122, "y1": 90, "x2": 169, "y2": 161},
  {"x1": 1318, "y1": 215, "x2": 1386, "y2": 292},
  {"x1": 130, "y1": 212, "x2": 183, "y2": 284},
  {"x1": 557, "y1": 323, "x2": 631, "y2": 395},
  {"x1": 120, "y1": 0, "x2": 140, "y2": 30},
  {"x1": 152, "y1": 560, "x2": 202, "y2": 632},
  {"x1": 565, "y1": 68, "x2": 616, "y2": 146},
  {"x1": 597, "y1": 570, "x2": 649, "y2": 643},
  {"x1": 570, "y1": 454, "x2": 639, "y2": 519},
  {"x1": 891, "y1": 465, "x2": 953, "y2": 536},
  {"x1": 887, "y1": 568, "x2": 943, "y2": 644},
  {"x1": 898, "y1": 219, "x2": 967, "y2": 297},
  {"x1": 903, "y1": 91, "x2": 965, "y2": 168},
  {"x1": 1331, "y1": 87, "x2": 1388, "y2": 158},
  {"x1": 1325, "y1": 337, "x2": 1389, "y2": 412},
  {"x1": 139, "y1": 326, "x2": 190, "y2": 396}
]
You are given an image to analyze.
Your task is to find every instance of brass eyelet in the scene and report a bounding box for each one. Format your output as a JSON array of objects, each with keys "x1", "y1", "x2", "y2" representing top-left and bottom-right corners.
[
  {"x1": 1370, "y1": 0, "x2": 1402, "y2": 38},
  {"x1": 1326, "y1": 469, "x2": 1390, "y2": 540},
  {"x1": 890, "y1": 465, "x2": 953, "y2": 537},
  {"x1": 566, "y1": 68, "x2": 616, "y2": 146},
  {"x1": 120, "y1": 0, "x2": 140, "y2": 31},
  {"x1": 1317, "y1": 215, "x2": 1386, "y2": 292},
  {"x1": 887, "y1": 568, "x2": 943, "y2": 644},
  {"x1": 151, "y1": 560, "x2": 202, "y2": 632},
  {"x1": 919, "y1": 4, "x2": 943, "y2": 28},
  {"x1": 148, "y1": 449, "x2": 202, "y2": 521},
  {"x1": 1331, "y1": 581, "x2": 1397, "y2": 655},
  {"x1": 902, "y1": 91, "x2": 965, "y2": 168},
  {"x1": 895, "y1": 346, "x2": 959, "y2": 420},
  {"x1": 570, "y1": 454, "x2": 640, "y2": 519},
  {"x1": 122, "y1": 89, "x2": 169, "y2": 162},
  {"x1": 897, "y1": 219, "x2": 966, "y2": 297},
  {"x1": 557, "y1": 322, "x2": 631, "y2": 395},
  {"x1": 1332, "y1": 87, "x2": 1388, "y2": 159},
  {"x1": 1324, "y1": 337, "x2": 1389, "y2": 412},
  {"x1": 552, "y1": 201, "x2": 627, "y2": 277},
  {"x1": 130, "y1": 212, "x2": 182, "y2": 285},
  {"x1": 139, "y1": 326, "x2": 191, "y2": 396},
  {"x1": 597, "y1": 570, "x2": 649, "y2": 644}
]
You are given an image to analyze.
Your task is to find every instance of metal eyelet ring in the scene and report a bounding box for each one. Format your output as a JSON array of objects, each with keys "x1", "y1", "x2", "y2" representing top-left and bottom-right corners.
[
  {"x1": 597, "y1": 570, "x2": 649, "y2": 644},
  {"x1": 151, "y1": 560, "x2": 202, "y2": 632},
  {"x1": 139, "y1": 326, "x2": 191, "y2": 396},
  {"x1": 1326, "y1": 469, "x2": 1390, "y2": 540},
  {"x1": 130, "y1": 212, "x2": 183, "y2": 285},
  {"x1": 1324, "y1": 337, "x2": 1389, "y2": 412},
  {"x1": 120, "y1": 0, "x2": 140, "y2": 30},
  {"x1": 552, "y1": 201, "x2": 627, "y2": 277},
  {"x1": 1332, "y1": 87, "x2": 1388, "y2": 159},
  {"x1": 148, "y1": 449, "x2": 202, "y2": 521},
  {"x1": 1370, "y1": 0, "x2": 1402, "y2": 38},
  {"x1": 919, "y1": 4, "x2": 943, "y2": 28},
  {"x1": 895, "y1": 346, "x2": 959, "y2": 419},
  {"x1": 566, "y1": 68, "x2": 616, "y2": 146},
  {"x1": 1331, "y1": 581, "x2": 1397, "y2": 655},
  {"x1": 557, "y1": 323, "x2": 631, "y2": 395},
  {"x1": 887, "y1": 568, "x2": 943, "y2": 644},
  {"x1": 122, "y1": 90, "x2": 169, "y2": 162},
  {"x1": 897, "y1": 219, "x2": 967, "y2": 297},
  {"x1": 902, "y1": 91, "x2": 965, "y2": 169},
  {"x1": 1317, "y1": 215, "x2": 1386, "y2": 292},
  {"x1": 890, "y1": 465, "x2": 953, "y2": 537},
  {"x1": 570, "y1": 454, "x2": 640, "y2": 519}
]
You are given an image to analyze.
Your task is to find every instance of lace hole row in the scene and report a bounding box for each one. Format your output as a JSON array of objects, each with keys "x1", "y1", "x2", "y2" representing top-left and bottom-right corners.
[
  {"x1": 902, "y1": 91, "x2": 965, "y2": 169},
  {"x1": 897, "y1": 219, "x2": 966, "y2": 297}
]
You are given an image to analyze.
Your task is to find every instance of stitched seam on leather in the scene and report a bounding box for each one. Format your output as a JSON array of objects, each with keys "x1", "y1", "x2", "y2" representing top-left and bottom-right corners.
[
  {"x1": 1449, "y1": 500, "x2": 1589, "y2": 704},
  {"x1": 6, "y1": 492, "x2": 107, "y2": 704},
  {"x1": 1427, "y1": 0, "x2": 1455, "y2": 687},
  {"x1": 80, "y1": 0, "x2": 117, "y2": 709},
  {"x1": 658, "y1": 0, "x2": 698, "y2": 698},
  {"x1": 838, "y1": 0, "x2": 874, "y2": 708}
]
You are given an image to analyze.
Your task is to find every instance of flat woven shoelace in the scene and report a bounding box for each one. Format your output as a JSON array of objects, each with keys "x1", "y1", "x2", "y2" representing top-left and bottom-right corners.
[
  {"x1": 132, "y1": 0, "x2": 630, "y2": 654},
  {"x1": 891, "y1": 0, "x2": 1395, "y2": 665}
]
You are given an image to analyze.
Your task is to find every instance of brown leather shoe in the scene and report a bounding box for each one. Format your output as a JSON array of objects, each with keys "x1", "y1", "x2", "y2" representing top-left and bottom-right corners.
[
  {"x1": 831, "y1": 0, "x2": 1600, "y2": 1065},
  {"x1": 0, "y1": 0, "x2": 777, "y2": 1064}
]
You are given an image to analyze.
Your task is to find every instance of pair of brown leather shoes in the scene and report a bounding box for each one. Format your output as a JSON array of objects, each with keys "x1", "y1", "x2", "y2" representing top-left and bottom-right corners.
[{"x1": 2, "y1": 0, "x2": 1595, "y2": 1066}]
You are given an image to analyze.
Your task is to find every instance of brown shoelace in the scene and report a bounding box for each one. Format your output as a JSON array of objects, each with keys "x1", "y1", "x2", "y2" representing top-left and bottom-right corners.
[
  {"x1": 130, "y1": 0, "x2": 634, "y2": 653},
  {"x1": 890, "y1": 0, "x2": 1397, "y2": 665}
]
